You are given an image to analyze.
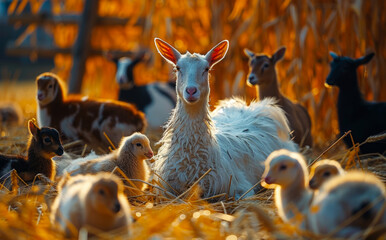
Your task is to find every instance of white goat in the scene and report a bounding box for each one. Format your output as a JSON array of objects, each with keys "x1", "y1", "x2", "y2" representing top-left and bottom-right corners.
[{"x1": 153, "y1": 38, "x2": 297, "y2": 199}]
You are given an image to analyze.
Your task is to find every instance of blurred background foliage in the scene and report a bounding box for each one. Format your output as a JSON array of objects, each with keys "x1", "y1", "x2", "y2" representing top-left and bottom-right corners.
[{"x1": 7, "y1": 0, "x2": 386, "y2": 147}]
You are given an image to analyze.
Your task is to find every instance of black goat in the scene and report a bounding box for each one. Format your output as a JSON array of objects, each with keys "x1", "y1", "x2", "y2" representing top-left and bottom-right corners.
[{"x1": 326, "y1": 52, "x2": 386, "y2": 154}]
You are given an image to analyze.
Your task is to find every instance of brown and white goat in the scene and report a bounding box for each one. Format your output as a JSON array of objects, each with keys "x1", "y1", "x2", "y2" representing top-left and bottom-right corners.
[
  {"x1": 244, "y1": 47, "x2": 313, "y2": 147},
  {"x1": 36, "y1": 72, "x2": 147, "y2": 153},
  {"x1": 0, "y1": 120, "x2": 63, "y2": 182}
]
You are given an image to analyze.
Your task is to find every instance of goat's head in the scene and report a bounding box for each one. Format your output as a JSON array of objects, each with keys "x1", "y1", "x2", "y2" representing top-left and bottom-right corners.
[
  {"x1": 326, "y1": 52, "x2": 375, "y2": 87},
  {"x1": 261, "y1": 149, "x2": 308, "y2": 189},
  {"x1": 90, "y1": 174, "x2": 124, "y2": 216},
  {"x1": 115, "y1": 57, "x2": 136, "y2": 89},
  {"x1": 244, "y1": 47, "x2": 286, "y2": 86},
  {"x1": 36, "y1": 73, "x2": 63, "y2": 106},
  {"x1": 28, "y1": 120, "x2": 64, "y2": 157},
  {"x1": 111, "y1": 50, "x2": 148, "y2": 89},
  {"x1": 154, "y1": 38, "x2": 229, "y2": 105},
  {"x1": 119, "y1": 132, "x2": 153, "y2": 160}
]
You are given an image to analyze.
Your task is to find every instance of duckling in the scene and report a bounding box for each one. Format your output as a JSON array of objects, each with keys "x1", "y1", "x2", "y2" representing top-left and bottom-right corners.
[
  {"x1": 262, "y1": 150, "x2": 386, "y2": 238},
  {"x1": 51, "y1": 173, "x2": 131, "y2": 237},
  {"x1": 64, "y1": 132, "x2": 153, "y2": 192},
  {"x1": 308, "y1": 171, "x2": 386, "y2": 238},
  {"x1": 261, "y1": 149, "x2": 313, "y2": 223},
  {"x1": 0, "y1": 120, "x2": 63, "y2": 183},
  {"x1": 309, "y1": 159, "x2": 344, "y2": 189}
]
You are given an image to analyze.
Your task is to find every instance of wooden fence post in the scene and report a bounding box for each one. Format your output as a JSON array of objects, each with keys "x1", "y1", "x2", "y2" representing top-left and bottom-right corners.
[{"x1": 68, "y1": 0, "x2": 99, "y2": 94}]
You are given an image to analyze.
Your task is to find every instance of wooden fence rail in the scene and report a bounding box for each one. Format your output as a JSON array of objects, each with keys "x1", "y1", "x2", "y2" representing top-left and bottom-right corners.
[{"x1": 6, "y1": 0, "x2": 141, "y2": 94}]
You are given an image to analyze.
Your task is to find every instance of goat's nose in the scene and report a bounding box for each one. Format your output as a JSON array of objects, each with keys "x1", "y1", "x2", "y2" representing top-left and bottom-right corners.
[
  {"x1": 37, "y1": 93, "x2": 44, "y2": 100},
  {"x1": 186, "y1": 87, "x2": 197, "y2": 95},
  {"x1": 249, "y1": 75, "x2": 254, "y2": 81}
]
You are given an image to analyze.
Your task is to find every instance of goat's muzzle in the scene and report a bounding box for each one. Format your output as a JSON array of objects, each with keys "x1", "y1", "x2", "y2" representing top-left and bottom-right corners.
[{"x1": 55, "y1": 147, "x2": 64, "y2": 156}]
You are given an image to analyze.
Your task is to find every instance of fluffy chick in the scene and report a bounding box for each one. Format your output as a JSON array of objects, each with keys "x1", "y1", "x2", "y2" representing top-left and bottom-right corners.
[
  {"x1": 261, "y1": 149, "x2": 313, "y2": 224},
  {"x1": 50, "y1": 173, "x2": 131, "y2": 237},
  {"x1": 64, "y1": 132, "x2": 153, "y2": 192},
  {"x1": 309, "y1": 159, "x2": 345, "y2": 189}
]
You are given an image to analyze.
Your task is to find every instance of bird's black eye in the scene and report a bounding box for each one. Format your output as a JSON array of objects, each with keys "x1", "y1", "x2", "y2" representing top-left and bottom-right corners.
[
  {"x1": 44, "y1": 137, "x2": 51, "y2": 143},
  {"x1": 263, "y1": 63, "x2": 269, "y2": 68},
  {"x1": 175, "y1": 66, "x2": 180, "y2": 71},
  {"x1": 48, "y1": 84, "x2": 53, "y2": 89},
  {"x1": 323, "y1": 171, "x2": 331, "y2": 177},
  {"x1": 136, "y1": 143, "x2": 142, "y2": 147},
  {"x1": 279, "y1": 165, "x2": 287, "y2": 171},
  {"x1": 205, "y1": 67, "x2": 209, "y2": 72}
]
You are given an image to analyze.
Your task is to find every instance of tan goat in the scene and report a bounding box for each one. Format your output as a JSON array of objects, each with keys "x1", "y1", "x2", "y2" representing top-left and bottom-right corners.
[{"x1": 244, "y1": 47, "x2": 312, "y2": 147}]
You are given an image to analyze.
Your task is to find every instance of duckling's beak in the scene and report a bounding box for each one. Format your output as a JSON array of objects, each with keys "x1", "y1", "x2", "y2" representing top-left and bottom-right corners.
[
  {"x1": 264, "y1": 176, "x2": 274, "y2": 184},
  {"x1": 113, "y1": 201, "x2": 121, "y2": 213},
  {"x1": 309, "y1": 179, "x2": 317, "y2": 189}
]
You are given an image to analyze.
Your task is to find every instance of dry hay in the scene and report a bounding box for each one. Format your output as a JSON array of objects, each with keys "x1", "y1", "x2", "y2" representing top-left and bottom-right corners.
[{"x1": 0, "y1": 122, "x2": 385, "y2": 240}]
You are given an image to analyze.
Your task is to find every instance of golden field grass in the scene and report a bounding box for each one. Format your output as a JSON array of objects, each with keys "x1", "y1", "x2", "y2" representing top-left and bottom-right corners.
[
  {"x1": 0, "y1": 80, "x2": 385, "y2": 240},
  {"x1": 8, "y1": 0, "x2": 386, "y2": 147},
  {"x1": 2, "y1": 0, "x2": 386, "y2": 238}
]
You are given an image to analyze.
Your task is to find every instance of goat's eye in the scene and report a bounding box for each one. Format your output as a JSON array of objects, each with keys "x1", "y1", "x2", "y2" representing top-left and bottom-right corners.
[
  {"x1": 263, "y1": 63, "x2": 269, "y2": 68},
  {"x1": 99, "y1": 189, "x2": 105, "y2": 196},
  {"x1": 323, "y1": 171, "x2": 331, "y2": 177},
  {"x1": 136, "y1": 143, "x2": 142, "y2": 147},
  {"x1": 279, "y1": 165, "x2": 287, "y2": 171},
  {"x1": 44, "y1": 137, "x2": 51, "y2": 143},
  {"x1": 48, "y1": 84, "x2": 53, "y2": 89},
  {"x1": 205, "y1": 67, "x2": 209, "y2": 72},
  {"x1": 175, "y1": 66, "x2": 180, "y2": 71}
]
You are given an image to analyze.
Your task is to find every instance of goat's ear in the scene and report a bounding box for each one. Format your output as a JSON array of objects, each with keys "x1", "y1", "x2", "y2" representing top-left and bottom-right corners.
[
  {"x1": 28, "y1": 120, "x2": 39, "y2": 139},
  {"x1": 244, "y1": 48, "x2": 255, "y2": 58},
  {"x1": 205, "y1": 40, "x2": 229, "y2": 68},
  {"x1": 154, "y1": 38, "x2": 181, "y2": 65},
  {"x1": 355, "y1": 52, "x2": 375, "y2": 66},
  {"x1": 272, "y1": 47, "x2": 286, "y2": 64},
  {"x1": 329, "y1": 51, "x2": 339, "y2": 60}
]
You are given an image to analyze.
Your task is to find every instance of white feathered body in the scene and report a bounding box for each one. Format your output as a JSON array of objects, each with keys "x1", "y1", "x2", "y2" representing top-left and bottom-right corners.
[
  {"x1": 307, "y1": 171, "x2": 386, "y2": 237},
  {"x1": 154, "y1": 97, "x2": 297, "y2": 198},
  {"x1": 50, "y1": 174, "x2": 131, "y2": 237}
]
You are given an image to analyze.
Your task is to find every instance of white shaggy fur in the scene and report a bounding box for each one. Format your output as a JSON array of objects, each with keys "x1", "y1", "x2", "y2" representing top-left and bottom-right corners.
[
  {"x1": 50, "y1": 173, "x2": 131, "y2": 237},
  {"x1": 153, "y1": 38, "x2": 297, "y2": 199}
]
